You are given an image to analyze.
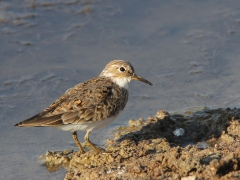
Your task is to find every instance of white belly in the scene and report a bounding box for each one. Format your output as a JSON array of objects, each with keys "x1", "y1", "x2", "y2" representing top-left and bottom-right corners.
[{"x1": 56, "y1": 115, "x2": 117, "y2": 132}]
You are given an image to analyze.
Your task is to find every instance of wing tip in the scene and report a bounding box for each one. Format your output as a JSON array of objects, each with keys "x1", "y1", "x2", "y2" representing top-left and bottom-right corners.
[{"x1": 15, "y1": 122, "x2": 22, "y2": 126}]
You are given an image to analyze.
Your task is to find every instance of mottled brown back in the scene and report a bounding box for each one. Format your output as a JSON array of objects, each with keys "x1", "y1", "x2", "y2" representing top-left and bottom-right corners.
[{"x1": 16, "y1": 76, "x2": 128, "y2": 127}]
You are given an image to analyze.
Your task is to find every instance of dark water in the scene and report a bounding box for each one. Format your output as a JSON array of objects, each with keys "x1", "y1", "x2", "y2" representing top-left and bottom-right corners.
[{"x1": 1, "y1": 0, "x2": 240, "y2": 179}]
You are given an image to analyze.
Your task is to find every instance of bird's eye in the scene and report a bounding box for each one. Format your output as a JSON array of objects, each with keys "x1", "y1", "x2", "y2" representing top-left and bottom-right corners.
[{"x1": 120, "y1": 67, "x2": 125, "y2": 72}]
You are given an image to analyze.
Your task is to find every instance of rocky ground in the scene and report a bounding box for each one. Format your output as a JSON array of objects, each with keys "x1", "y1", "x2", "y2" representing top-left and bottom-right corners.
[{"x1": 42, "y1": 107, "x2": 240, "y2": 179}]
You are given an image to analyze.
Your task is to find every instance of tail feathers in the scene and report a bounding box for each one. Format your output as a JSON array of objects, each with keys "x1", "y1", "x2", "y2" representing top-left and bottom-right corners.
[{"x1": 15, "y1": 114, "x2": 63, "y2": 127}]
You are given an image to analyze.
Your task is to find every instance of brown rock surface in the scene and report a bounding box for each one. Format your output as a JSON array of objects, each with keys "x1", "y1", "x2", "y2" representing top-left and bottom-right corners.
[{"x1": 42, "y1": 107, "x2": 240, "y2": 179}]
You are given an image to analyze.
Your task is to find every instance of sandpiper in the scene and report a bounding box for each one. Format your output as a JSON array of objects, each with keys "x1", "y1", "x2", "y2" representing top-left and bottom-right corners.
[{"x1": 15, "y1": 60, "x2": 152, "y2": 154}]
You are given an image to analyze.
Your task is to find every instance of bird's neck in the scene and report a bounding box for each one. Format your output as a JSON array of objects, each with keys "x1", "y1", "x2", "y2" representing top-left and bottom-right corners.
[
  {"x1": 111, "y1": 77, "x2": 130, "y2": 89},
  {"x1": 100, "y1": 72, "x2": 130, "y2": 89}
]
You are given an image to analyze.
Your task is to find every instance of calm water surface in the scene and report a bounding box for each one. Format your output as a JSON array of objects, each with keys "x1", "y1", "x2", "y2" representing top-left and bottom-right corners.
[{"x1": 1, "y1": 0, "x2": 240, "y2": 179}]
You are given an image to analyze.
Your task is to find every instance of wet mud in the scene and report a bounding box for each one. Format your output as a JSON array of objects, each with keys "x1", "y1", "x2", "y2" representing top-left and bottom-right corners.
[{"x1": 42, "y1": 107, "x2": 240, "y2": 179}]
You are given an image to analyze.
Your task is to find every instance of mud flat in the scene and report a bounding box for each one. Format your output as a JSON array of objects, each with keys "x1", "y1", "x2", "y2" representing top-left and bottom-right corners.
[{"x1": 43, "y1": 107, "x2": 240, "y2": 179}]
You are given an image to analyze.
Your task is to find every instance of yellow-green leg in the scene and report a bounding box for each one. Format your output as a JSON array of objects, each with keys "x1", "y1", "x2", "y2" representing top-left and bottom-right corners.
[
  {"x1": 85, "y1": 130, "x2": 101, "y2": 154},
  {"x1": 72, "y1": 131, "x2": 85, "y2": 154}
]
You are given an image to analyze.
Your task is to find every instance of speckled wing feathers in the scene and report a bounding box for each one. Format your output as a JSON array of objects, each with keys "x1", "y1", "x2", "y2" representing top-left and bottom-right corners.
[{"x1": 16, "y1": 76, "x2": 128, "y2": 127}]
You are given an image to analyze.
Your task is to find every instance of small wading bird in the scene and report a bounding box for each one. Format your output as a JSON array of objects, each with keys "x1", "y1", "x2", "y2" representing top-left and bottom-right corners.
[{"x1": 15, "y1": 60, "x2": 152, "y2": 154}]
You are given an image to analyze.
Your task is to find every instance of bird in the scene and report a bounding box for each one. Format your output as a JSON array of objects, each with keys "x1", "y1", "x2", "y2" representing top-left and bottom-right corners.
[{"x1": 15, "y1": 60, "x2": 152, "y2": 154}]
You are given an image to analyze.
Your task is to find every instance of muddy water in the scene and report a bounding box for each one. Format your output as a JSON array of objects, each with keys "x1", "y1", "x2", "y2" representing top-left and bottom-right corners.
[{"x1": 1, "y1": 0, "x2": 240, "y2": 179}]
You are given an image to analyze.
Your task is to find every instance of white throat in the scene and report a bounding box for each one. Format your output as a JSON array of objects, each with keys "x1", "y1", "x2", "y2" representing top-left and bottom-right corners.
[
  {"x1": 100, "y1": 71, "x2": 131, "y2": 89},
  {"x1": 111, "y1": 77, "x2": 131, "y2": 89}
]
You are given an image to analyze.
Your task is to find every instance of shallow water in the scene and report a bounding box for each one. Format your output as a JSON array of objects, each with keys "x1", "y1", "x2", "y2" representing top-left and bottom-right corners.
[{"x1": 1, "y1": 0, "x2": 240, "y2": 179}]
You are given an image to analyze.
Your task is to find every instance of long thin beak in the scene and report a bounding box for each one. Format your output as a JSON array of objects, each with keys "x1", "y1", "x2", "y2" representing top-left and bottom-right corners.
[{"x1": 132, "y1": 74, "x2": 153, "y2": 86}]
